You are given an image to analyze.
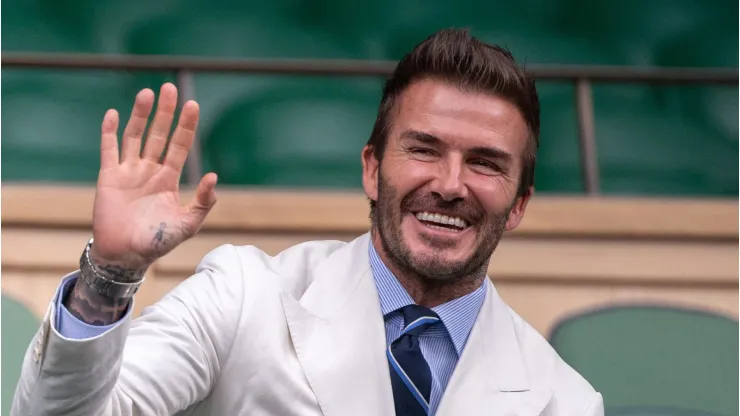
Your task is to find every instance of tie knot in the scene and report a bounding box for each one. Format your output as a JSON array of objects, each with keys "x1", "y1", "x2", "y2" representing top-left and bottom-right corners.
[{"x1": 399, "y1": 305, "x2": 440, "y2": 336}]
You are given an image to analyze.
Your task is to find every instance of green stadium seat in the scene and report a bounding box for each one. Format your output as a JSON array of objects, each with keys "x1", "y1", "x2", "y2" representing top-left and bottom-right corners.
[
  {"x1": 533, "y1": 82, "x2": 585, "y2": 193},
  {"x1": 543, "y1": 0, "x2": 737, "y2": 66},
  {"x1": 651, "y1": 25, "x2": 738, "y2": 161},
  {"x1": 590, "y1": 85, "x2": 737, "y2": 196},
  {"x1": 1, "y1": 295, "x2": 41, "y2": 416},
  {"x1": 608, "y1": 407, "x2": 725, "y2": 416},
  {"x1": 1, "y1": 70, "x2": 175, "y2": 183},
  {"x1": 201, "y1": 77, "x2": 382, "y2": 188},
  {"x1": 2, "y1": 0, "x2": 736, "y2": 195},
  {"x1": 124, "y1": 11, "x2": 362, "y2": 59},
  {"x1": 549, "y1": 305, "x2": 739, "y2": 415},
  {"x1": 1, "y1": 0, "x2": 89, "y2": 53}
]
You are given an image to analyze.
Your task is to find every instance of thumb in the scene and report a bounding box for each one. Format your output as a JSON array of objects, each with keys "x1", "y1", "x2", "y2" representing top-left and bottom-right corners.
[{"x1": 183, "y1": 172, "x2": 218, "y2": 229}]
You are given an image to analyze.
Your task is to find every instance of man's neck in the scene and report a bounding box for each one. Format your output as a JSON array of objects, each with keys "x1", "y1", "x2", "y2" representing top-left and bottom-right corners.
[{"x1": 370, "y1": 232, "x2": 486, "y2": 309}]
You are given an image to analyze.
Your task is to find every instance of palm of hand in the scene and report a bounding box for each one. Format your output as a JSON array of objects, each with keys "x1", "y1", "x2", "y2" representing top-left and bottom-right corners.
[{"x1": 90, "y1": 84, "x2": 217, "y2": 269}]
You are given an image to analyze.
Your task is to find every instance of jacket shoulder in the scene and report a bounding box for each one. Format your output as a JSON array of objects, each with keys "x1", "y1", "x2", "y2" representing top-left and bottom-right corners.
[{"x1": 223, "y1": 238, "x2": 351, "y2": 295}]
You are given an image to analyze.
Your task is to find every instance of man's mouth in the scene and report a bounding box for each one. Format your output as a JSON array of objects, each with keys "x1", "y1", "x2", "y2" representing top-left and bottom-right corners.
[{"x1": 414, "y1": 211, "x2": 469, "y2": 232}]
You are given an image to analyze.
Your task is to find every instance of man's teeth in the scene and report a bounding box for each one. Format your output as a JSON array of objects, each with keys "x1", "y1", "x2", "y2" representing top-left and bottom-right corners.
[{"x1": 415, "y1": 212, "x2": 467, "y2": 229}]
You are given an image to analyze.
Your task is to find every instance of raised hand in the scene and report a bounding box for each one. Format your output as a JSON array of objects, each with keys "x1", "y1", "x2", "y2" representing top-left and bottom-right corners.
[{"x1": 91, "y1": 83, "x2": 218, "y2": 272}]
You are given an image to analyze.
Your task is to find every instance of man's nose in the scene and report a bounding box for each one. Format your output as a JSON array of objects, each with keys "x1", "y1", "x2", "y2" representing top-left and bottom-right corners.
[{"x1": 431, "y1": 158, "x2": 469, "y2": 201}]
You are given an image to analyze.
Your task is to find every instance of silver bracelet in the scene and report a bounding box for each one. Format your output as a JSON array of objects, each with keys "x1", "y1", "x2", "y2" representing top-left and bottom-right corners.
[{"x1": 79, "y1": 238, "x2": 145, "y2": 299}]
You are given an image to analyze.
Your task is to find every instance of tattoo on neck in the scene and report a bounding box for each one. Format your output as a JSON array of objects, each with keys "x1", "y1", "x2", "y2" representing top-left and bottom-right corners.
[{"x1": 64, "y1": 278, "x2": 130, "y2": 326}]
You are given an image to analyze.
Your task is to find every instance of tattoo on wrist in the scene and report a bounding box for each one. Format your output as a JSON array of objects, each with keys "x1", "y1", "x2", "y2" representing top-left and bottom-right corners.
[
  {"x1": 64, "y1": 278, "x2": 130, "y2": 326},
  {"x1": 94, "y1": 263, "x2": 147, "y2": 283}
]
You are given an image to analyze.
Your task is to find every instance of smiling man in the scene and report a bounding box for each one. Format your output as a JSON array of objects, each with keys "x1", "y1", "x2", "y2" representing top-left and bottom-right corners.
[{"x1": 12, "y1": 29, "x2": 603, "y2": 416}]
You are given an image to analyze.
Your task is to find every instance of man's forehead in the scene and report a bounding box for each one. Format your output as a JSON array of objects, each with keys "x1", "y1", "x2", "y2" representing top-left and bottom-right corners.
[
  {"x1": 397, "y1": 80, "x2": 525, "y2": 124},
  {"x1": 391, "y1": 80, "x2": 530, "y2": 154}
]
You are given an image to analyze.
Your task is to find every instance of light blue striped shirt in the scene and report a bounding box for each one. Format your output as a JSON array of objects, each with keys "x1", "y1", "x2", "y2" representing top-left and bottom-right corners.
[
  {"x1": 55, "y1": 242, "x2": 487, "y2": 415},
  {"x1": 368, "y1": 243, "x2": 487, "y2": 415}
]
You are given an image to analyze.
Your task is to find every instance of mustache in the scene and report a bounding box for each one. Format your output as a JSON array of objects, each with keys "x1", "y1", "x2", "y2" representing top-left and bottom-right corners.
[{"x1": 400, "y1": 192, "x2": 484, "y2": 223}]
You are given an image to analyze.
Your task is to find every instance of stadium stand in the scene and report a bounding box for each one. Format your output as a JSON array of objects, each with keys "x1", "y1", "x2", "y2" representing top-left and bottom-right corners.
[{"x1": 2, "y1": 0, "x2": 738, "y2": 195}]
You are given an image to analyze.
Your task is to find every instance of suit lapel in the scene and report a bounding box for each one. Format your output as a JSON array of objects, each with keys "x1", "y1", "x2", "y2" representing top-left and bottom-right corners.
[
  {"x1": 435, "y1": 280, "x2": 553, "y2": 416},
  {"x1": 280, "y1": 234, "x2": 395, "y2": 416}
]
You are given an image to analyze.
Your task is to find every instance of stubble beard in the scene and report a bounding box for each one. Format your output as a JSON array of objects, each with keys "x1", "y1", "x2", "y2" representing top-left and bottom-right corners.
[{"x1": 372, "y1": 170, "x2": 513, "y2": 284}]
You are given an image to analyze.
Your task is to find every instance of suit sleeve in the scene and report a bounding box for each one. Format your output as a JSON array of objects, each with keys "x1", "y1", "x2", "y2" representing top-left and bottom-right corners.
[
  {"x1": 10, "y1": 244, "x2": 246, "y2": 416},
  {"x1": 584, "y1": 393, "x2": 604, "y2": 416}
]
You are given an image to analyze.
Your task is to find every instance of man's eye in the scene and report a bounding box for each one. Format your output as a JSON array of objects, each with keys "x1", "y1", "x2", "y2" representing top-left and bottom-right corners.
[
  {"x1": 410, "y1": 147, "x2": 435, "y2": 155},
  {"x1": 471, "y1": 160, "x2": 499, "y2": 172}
]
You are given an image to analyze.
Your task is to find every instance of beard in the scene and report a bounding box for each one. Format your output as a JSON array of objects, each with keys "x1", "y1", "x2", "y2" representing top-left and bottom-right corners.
[{"x1": 372, "y1": 170, "x2": 513, "y2": 283}]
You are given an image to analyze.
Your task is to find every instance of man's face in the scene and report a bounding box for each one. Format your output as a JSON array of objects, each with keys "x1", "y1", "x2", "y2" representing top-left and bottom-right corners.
[{"x1": 362, "y1": 79, "x2": 532, "y2": 280}]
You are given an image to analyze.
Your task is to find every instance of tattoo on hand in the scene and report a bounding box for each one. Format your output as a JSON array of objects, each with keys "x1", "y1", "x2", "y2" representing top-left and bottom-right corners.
[
  {"x1": 152, "y1": 222, "x2": 170, "y2": 256},
  {"x1": 64, "y1": 222, "x2": 173, "y2": 325},
  {"x1": 64, "y1": 279, "x2": 130, "y2": 326}
]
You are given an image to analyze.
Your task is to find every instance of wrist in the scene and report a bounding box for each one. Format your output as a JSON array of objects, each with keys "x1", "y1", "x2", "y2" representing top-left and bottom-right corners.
[
  {"x1": 80, "y1": 238, "x2": 147, "y2": 299},
  {"x1": 88, "y1": 246, "x2": 150, "y2": 282}
]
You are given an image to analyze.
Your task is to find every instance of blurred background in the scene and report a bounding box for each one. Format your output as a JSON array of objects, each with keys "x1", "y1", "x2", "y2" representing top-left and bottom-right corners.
[{"x1": 1, "y1": 0, "x2": 738, "y2": 415}]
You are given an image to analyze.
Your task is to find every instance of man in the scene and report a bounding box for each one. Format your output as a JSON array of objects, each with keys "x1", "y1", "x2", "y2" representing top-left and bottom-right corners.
[{"x1": 12, "y1": 29, "x2": 603, "y2": 415}]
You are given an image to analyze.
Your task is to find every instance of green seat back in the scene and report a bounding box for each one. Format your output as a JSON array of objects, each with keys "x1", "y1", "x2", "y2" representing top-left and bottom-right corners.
[
  {"x1": 1, "y1": 295, "x2": 40, "y2": 416},
  {"x1": 549, "y1": 305, "x2": 739, "y2": 415},
  {"x1": 201, "y1": 77, "x2": 381, "y2": 188},
  {"x1": 2, "y1": 0, "x2": 737, "y2": 195},
  {"x1": 591, "y1": 85, "x2": 737, "y2": 196},
  {"x1": 1, "y1": 70, "x2": 174, "y2": 183},
  {"x1": 608, "y1": 406, "x2": 725, "y2": 416}
]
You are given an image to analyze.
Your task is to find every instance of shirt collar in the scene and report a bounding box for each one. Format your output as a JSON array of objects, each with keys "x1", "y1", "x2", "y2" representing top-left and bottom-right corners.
[{"x1": 369, "y1": 241, "x2": 487, "y2": 356}]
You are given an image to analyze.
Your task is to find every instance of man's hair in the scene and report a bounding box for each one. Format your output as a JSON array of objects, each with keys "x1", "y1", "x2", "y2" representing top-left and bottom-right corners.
[{"x1": 366, "y1": 28, "x2": 540, "y2": 199}]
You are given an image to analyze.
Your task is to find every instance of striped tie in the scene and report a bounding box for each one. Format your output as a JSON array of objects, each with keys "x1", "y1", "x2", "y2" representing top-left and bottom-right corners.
[{"x1": 387, "y1": 305, "x2": 441, "y2": 415}]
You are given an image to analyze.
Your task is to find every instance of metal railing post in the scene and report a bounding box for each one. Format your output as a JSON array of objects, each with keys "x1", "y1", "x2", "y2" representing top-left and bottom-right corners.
[
  {"x1": 175, "y1": 70, "x2": 203, "y2": 187},
  {"x1": 575, "y1": 78, "x2": 600, "y2": 195}
]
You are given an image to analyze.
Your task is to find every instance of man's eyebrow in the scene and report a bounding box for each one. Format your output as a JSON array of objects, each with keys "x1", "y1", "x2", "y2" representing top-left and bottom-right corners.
[
  {"x1": 401, "y1": 129, "x2": 513, "y2": 162},
  {"x1": 469, "y1": 146, "x2": 512, "y2": 162},
  {"x1": 400, "y1": 129, "x2": 445, "y2": 146}
]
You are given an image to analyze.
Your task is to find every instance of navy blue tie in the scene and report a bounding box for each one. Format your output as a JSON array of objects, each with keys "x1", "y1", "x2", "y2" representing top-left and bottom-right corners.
[{"x1": 387, "y1": 305, "x2": 440, "y2": 415}]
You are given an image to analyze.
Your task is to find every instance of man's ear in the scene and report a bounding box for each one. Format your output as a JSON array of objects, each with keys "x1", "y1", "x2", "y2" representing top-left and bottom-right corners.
[
  {"x1": 362, "y1": 145, "x2": 380, "y2": 203},
  {"x1": 505, "y1": 186, "x2": 534, "y2": 232}
]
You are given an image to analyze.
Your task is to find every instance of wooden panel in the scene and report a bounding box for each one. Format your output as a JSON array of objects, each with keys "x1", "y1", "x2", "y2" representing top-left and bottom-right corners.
[
  {"x1": 3, "y1": 185, "x2": 736, "y2": 341},
  {"x1": 496, "y1": 281, "x2": 739, "y2": 337},
  {"x1": 2, "y1": 271, "x2": 67, "y2": 319},
  {"x1": 3, "y1": 185, "x2": 737, "y2": 239},
  {"x1": 2, "y1": 229, "x2": 91, "y2": 270},
  {"x1": 6, "y1": 228, "x2": 736, "y2": 285},
  {"x1": 489, "y1": 238, "x2": 737, "y2": 284},
  {"x1": 158, "y1": 233, "x2": 738, "y2": 284},
  {"x1": 5, "y1": 271, "x2": 736, "y2": 337}
]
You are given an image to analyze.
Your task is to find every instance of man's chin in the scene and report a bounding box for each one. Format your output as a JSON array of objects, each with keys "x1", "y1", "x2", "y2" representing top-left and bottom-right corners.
[
  {"x1": 405, "y1": 250, "x2": 477, "y2": 280},
  {"x1": 406, "y1": 230, "x2": 477, "y2": 257}
]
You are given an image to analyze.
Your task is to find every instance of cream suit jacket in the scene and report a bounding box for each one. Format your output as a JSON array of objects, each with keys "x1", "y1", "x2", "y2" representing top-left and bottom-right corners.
[{"x1": 12, "y1": 233, "x2": 603, "y2": 416}]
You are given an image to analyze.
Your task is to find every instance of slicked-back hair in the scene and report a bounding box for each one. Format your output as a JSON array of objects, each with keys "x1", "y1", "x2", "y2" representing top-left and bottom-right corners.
[{"x1": 367, "y1": 28, "x2": 540, "y2": 199}]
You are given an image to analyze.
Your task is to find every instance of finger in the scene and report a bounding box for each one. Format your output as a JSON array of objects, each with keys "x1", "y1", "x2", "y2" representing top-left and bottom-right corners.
[
  {"x1": 100, "y1": 109, "x2": 120, "y2": 170},
  {"x1": 163, "y1": 100, "x2": 200, "y2": 172},
  {"x1": 141, "y1": 83, "x2": 178, "y2": 163},
  {"x1": 192, "y1": 172, "x2": 218, "y2": 209},
  {"x1": 121, "y1": 89, "x2": 155, "y2": 161},
  {"x1": 182, "y1": 173, "x2": 218, "y2": 234}
]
